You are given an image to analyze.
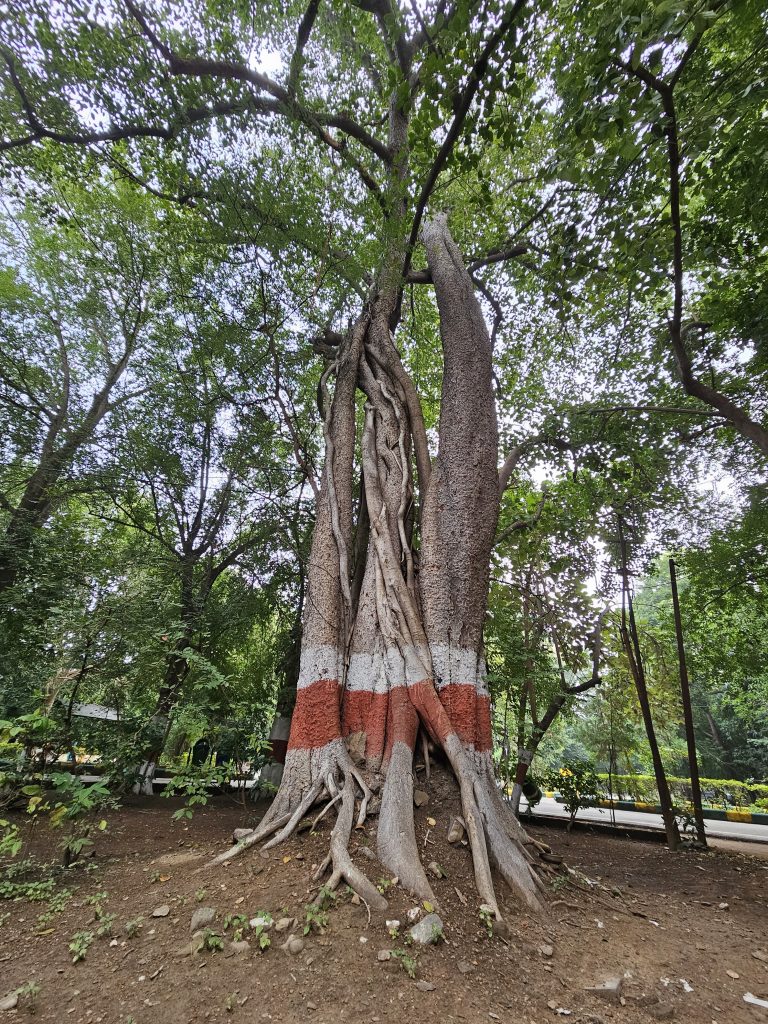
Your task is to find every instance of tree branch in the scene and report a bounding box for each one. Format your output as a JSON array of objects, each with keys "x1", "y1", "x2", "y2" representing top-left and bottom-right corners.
[
  {"x1": 402, "y1": 0, "x2": 527, "y2": 282},
  {"x1": 498, "y1": 433, "x2": 571, "y2": 496}
]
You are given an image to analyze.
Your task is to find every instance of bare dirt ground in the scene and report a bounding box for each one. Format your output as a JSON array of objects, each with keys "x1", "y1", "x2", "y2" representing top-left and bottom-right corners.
[{"x1": 1, "y1": 772, "x2": 767, "y2": 1024}]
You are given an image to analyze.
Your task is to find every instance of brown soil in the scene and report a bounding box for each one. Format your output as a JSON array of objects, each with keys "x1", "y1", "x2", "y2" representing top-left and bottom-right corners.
[{"x1": 1, "y1": 775, "x2": 767, "y2": 1024}]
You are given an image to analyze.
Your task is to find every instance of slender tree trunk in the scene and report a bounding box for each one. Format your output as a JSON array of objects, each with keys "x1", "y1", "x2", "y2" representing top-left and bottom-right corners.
[
  {"x1": 669, "y1": 558, "x2": 707, "y2": 846},
  {"x1": 618, "y1": 525, "x2": 680, "y2": 849},
  {"x1": 134, "y1": 567, "x2": 196, "y2": 794}
]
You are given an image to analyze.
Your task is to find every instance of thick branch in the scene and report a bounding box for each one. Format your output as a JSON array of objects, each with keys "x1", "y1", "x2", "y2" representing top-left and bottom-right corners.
[
  {"x1": 618, "y1": 34, "x2": 768, "y2": 459},
  {"x1": 498, "y1": 434, "x2": 571, "y2": 496},
  {"x1": 125, "y1": 0, "x2": 391, "y2": 165}
]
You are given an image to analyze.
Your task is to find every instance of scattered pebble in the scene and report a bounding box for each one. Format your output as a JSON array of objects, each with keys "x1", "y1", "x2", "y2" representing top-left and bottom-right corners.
[
  {"x1": 151, "y1": 905, "x2": 170, "y2": 918},
  {"x1": 409, "y1": 913, "x2": 444, "y2": 945}
]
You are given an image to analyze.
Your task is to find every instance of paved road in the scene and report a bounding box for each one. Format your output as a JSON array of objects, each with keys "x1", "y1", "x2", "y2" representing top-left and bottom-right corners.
[{"x1": 523, "y1": 796, "x2": 768, "y2": 844}]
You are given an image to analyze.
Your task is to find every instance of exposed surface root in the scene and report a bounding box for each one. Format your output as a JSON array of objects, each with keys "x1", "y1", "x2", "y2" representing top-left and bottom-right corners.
[
  {"x1": 320, "y1": 767, "x2": 387, "y2": 909},
  {"x1": 206, "y1": 740, "x2": 388, "y2": 909},
  {"x1": 377, "y1": 740, "x2": 436, "y2": 902}
]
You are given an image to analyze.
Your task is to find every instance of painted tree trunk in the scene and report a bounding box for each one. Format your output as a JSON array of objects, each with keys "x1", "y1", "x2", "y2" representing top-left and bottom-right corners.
[{"x1": 214, "y1": 216, "x2": 543, "y2": 920}]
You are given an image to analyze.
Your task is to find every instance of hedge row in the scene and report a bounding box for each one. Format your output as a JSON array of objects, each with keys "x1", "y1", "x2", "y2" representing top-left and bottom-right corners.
[{"x1": 595, "y1": 773, "x2": 768, "y2": 810}]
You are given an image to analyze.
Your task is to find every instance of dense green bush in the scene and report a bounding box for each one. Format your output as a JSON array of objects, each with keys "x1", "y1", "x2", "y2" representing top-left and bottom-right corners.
[{"x1": 595, "y1": 773, "x2": 768, "y2": 809}]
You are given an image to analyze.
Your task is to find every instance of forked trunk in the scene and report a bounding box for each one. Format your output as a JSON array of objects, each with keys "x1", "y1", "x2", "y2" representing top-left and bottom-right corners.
[{"x1": 213, "y1": 217, "x2": 543, "y2": 919}]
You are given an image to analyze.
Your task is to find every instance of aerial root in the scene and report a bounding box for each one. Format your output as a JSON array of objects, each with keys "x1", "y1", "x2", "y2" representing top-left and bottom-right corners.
[
  {"x1": 309, "y1": 791, "x2": 342, "y2": 833},
  {"x1": 421, "y1": 729, "x2": 431, "y2": 784},
  {"x1": 320, "y1": 768, "x2": 388, "y2": 909},
  {"x1": 206, "y1": 750, "x2": 386, "y2": 910},
  {"x1": 263, "y1": 778, "x2": 325, "y2": 849}
]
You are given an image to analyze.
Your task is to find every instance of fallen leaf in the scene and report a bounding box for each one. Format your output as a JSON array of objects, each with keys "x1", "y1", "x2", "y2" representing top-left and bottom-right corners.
[
  {"x1": 427, "y1": 817, "x2": 436, "y2": 827},
  {"x1": 282, "y1": 855, "x2": 292, "y2": 864}
]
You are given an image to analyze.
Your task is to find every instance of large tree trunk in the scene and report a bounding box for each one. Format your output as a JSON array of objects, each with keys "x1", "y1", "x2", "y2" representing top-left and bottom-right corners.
[{"x1": 213, "y1": 217, "x2": 543, "y2": 920}]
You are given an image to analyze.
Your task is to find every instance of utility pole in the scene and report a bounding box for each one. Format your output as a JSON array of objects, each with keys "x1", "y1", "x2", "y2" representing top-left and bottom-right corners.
[{"x1": 669, "y1": 558, "x2": 707, "y2": 846}]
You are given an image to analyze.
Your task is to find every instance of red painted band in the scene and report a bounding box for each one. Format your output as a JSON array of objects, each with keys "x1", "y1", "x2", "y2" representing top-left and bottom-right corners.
[
  {"x1": 341, "y1": 690, "x2": 389, "y2": 763},
  {"x1": 288, "y1": 678, "x2": 341, "y2": 750}
]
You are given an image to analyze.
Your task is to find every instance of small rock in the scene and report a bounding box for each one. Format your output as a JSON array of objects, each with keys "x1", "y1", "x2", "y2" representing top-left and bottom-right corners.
[
  {"x1": 458, "y1": 961, "x2": 475, "y2": 974},
  {"x1": 584, "y1": 977, "x2": 624, "y2": 1004},
  {"x1": 409, "y1": 912, "x2": 444, "y2": 945},
  {"x1": 190, "y1": 907, "x2": 216, "y2": 933},
  {"x1": 359, "y1": 936, "x2": 368, "y2": 944},
  {"x1": 232, "y1": 828, "x2": 253, "y2": 843},
  {"x1": 307, "y1": 1002, "x2": 318, "y2": 1011},
  {"x1": 250, "y1": 915, "x2": 273, "y2": 931},
  {"x1": 274, "y1": 917, "x2": 295, "y2": 933},
  {"x1": 0, "y1": 992, "x2": 19, "y2": 1012},
  {"x1": 377, "y1": 949, "x2": 391, "y2": 962},
  {"x1": 386, "y1": 920, "x2": 401, "y2": 932},
  {"x1": 648, "y1": 1003, "x2": 675, "y2": 1020},
  {"x1": 427, "y1": 861, "x2": 445, "y2": 879},
  {"x1": 282, "y1": 936, "x2": 305, "y2": 955},
  {"x1": 358, "y1": 847, "x2": 376, "y2": 861},
  {"x1": 726, "y1": 970, "x2": 740, "y2": 980},
  {"x1": 415, "y1": 980, "x2": 436, "y2": 992},
  {"x1": 493, "y1": 918, "x2": 512, "y2": 941},
  {"x1": 454, "y1": 887, "x2": 468, "y2": 906},
  {"x1": 413, "y1": 790, "x2": 429, "y2": 807},
  {"x1": 718, "y1": 902, "x2": 729, "y2": 910},
  {"x1": 447, "y1": 816, "x2": 466, "y2": 843},
  {"x1": 539, "y1": 944, "x2": 554, "y2": 957},
  {"x1": 407, "y1": 907, "x2": 420, "y2": 923},
  {"x1": 151, "y1": 905, "x2": 170, "y2": 918},
  {"x1": 350, "y1": 894, "x2": 361, "y2": 906},
  {"x1": 752, "y1": 950, "x2": 768, "y2": 963},
  {"x1": 230, "y1": 940, "x2": 251, "y2": 954}
]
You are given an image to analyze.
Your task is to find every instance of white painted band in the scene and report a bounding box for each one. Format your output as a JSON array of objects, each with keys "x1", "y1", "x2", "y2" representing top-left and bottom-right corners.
[
  {"x1": 297, "y1": 644, "x2": 342, "y2": 690},
  {"x1": 430, "y1": 644, "x2": 489, "y2": 696},
  {"x1": 346, "y1": 643, "x2": 432, "y2": 691}
]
